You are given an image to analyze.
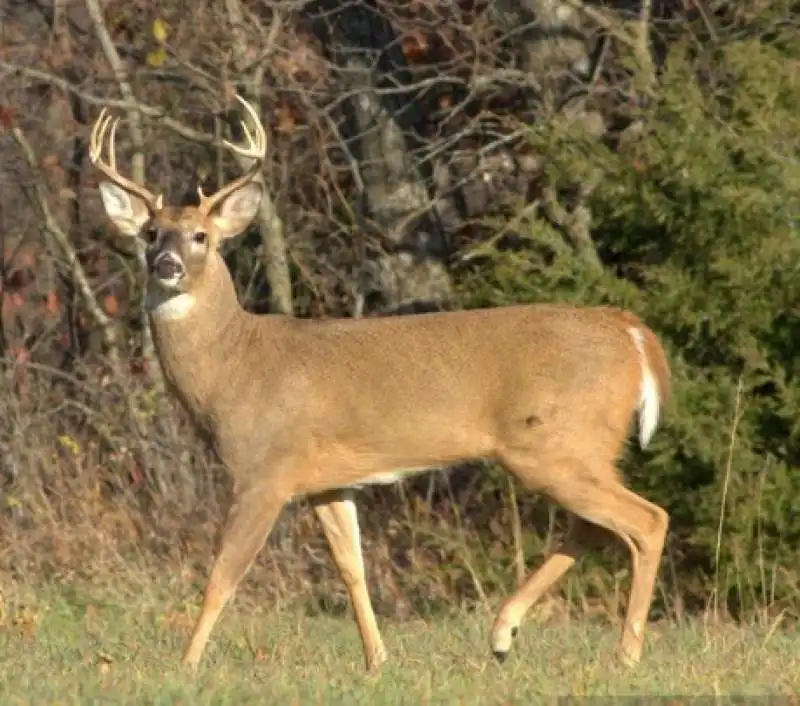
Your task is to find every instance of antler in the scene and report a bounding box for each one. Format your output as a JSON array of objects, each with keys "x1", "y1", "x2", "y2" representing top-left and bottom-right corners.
[
  {"x1": 89, "y1": 109, "x2": 163, "y2": 212},
  {"x1": 197, "y1": 94, "x2": 267, "y2": 217}
]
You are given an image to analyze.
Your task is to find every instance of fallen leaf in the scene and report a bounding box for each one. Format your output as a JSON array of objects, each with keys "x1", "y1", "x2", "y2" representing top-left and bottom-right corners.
[
  {"x1": 146, "y1": 47, "x2": 168, "y2": 68},
  {"x1": 104, "y1": 294, "x2": 119, "y2": 316},
  {"x1": 160, "y1": 609, "x2": 194, "y2": 631},
  {"x1": 275, "y1": 105, "x2": 296, "y2": 134},
  {"x1": 152, "y1": 18, "x2": 169, "y2": 43},
  {"x1": 97, "y1": 649, "x2": 114, "y2": 675},
  {"x1": 13, "y1": 345, "x2": 29, "y2": 365},
  {"x1": 12, "y1": 606, "x2": 39, "y2": 641},
  {"x1": 0, "y1": 106, "x2": 17, "y2": 129},
  {"x1": 45, "y1": 291, "x2": 61, "y2": 316},
  {"x1": 402, "y1": 30, "x2": 429, "y2": 63}
]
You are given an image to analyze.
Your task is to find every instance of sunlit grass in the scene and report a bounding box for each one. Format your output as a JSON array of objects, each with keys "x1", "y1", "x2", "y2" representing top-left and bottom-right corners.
[{"x1": 0, "y1": 579, "x2": 797, "y2": 704}]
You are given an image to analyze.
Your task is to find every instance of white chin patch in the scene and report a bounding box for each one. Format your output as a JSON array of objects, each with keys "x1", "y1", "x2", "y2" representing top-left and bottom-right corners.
[
  {"x1": 156, "y1": 273, "x2": 184, "y2": 290},
  {"x1": 147, "y1": 288, "x2": 196, "y2": 321}
]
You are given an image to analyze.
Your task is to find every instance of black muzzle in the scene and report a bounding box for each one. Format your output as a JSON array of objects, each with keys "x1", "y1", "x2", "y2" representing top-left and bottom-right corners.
[{"x1": 151, "y1": 253, "x2": 185, "y2": 281}]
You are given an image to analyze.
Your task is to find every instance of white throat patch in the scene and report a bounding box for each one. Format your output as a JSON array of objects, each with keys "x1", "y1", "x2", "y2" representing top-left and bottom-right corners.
[{"x1": 146, "y1": 287, "x2": 196, "y2": 321}]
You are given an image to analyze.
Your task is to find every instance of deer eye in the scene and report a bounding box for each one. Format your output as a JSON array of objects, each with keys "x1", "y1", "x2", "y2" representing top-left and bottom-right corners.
[
  {"x1": 192, "y1": 231, "x2": 208, "y2": 245},
  {"x1": 143, "y1": 227, "x2": 159, "y2": 244}
]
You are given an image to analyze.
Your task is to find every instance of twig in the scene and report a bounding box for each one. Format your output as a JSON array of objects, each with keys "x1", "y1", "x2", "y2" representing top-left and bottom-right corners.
[
  {"x1": 10, "y1": 126, "x2": 120, "y2": 371},
  {"x1": 506, "y1": 475, "x2": 525, "y2": 588},
  {"x1": 541, "y1": 185, "x2": 603, "y2": 274},
  {"x1": 712, "y1": 375, "x2": 745, "y2": 620},
  {"x1": 561, "y1": 0, "x2": 657, "y2": 98},
  {"x1": 442, "y1": 474, "x2": 491, "y2": 613},
  {"x1": 689, "y1": 0, "x2": 717, "y2": 43},
  {"x1": 560, "y1": 0, "x2": 635, "y2": 42},
  {"x1": 84, "y1": 0, "x2": 145, "y2": 183},
  {"x1": 0, "y1": 63, "x2": 218, "y2": 147},
  {"x1": 635, "y1": 0, "x2": 656, "y2": 94}
]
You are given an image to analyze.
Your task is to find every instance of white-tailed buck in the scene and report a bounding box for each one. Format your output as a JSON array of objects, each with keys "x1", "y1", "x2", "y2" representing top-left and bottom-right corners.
[{"x1": 91, "y1": 95, "x2": 671, "y2": 672}]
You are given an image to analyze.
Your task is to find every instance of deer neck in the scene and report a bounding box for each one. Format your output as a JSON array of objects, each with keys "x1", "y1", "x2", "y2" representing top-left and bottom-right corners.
[{"x1": 146, "y1": 255, "x2": 246, "y2": 425}]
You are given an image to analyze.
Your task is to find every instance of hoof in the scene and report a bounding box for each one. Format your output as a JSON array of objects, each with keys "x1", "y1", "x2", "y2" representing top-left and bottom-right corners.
[
  {"x1": 365, "y1": 644, "x2": 388, "y2": 673},
  {"x1": 620, "y1": 653, "x2": 640, "y2": 668},
  {"x1": 490, "y1": 623, "x2": 520, "y2": 664},
  {"x1": 619, "y1": 636, "x2": 643, "y2": 668},
  {"x1": 620, "y1": 648, "x2": 642, "y2": 669},
  {"x1": 180, "y1": 656, "x2": 200, "y2": 673}
]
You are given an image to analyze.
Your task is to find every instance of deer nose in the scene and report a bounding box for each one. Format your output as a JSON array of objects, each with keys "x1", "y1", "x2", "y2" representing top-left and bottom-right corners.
[{"x1": 151, "y1": 252, "x2": 185, "y2": 281}]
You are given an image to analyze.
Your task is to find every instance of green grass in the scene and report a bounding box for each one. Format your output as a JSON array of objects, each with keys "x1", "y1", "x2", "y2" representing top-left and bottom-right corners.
[{"x1": 0, "y1": 579, "x2": 798, "y2": 704}]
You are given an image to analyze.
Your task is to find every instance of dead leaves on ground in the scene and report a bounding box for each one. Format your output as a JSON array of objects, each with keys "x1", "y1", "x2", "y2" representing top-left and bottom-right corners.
[{"x1": 0, "y1": 600, "x2": 41, "y2": 642}]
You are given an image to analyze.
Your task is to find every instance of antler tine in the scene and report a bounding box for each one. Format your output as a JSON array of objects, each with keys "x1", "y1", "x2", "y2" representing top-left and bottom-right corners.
[
  {"x1": 197, "y1": 94, "x2": 267, "y2": 217},
  {"x1": 89, "y1": 107, "x2": 161, "y2": 213},
  {"x1": 108, "y1": 116, "x2": 120, "y2": 170},
  {"x1": 89, "y1": 109, "x2": 112, "y2": 165},
  {"x1": 221, "y1": 94, "x2": 266, "y2": 159}
]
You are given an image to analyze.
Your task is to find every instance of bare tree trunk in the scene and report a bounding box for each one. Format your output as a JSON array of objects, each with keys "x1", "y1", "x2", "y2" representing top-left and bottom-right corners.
[
  {"x1": 343, "y1": 56, "x2": 453, "y2": 312},
  {"x1": 313, "y1": 0, "x2": 454, "y2": 314},
  {"x1": 485, "y1": 0, "x2": 608, "y2": 269},
  {"x1": 223, "y1": 1, "x2": 294, "y2": 315},
  {"x1": 489, "y1": 0, "x2": 593, "y2": 111}
]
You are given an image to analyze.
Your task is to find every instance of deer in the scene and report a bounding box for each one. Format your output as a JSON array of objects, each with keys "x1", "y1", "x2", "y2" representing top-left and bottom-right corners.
[{"x1": 90, "y1": 95, "x2": 672, "y2": 673}]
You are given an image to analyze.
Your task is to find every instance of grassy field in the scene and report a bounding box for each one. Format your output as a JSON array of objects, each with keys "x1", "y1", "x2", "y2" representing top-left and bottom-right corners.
[{"x1": 0, "y1": 578, "x2": 798, "y2": 704}]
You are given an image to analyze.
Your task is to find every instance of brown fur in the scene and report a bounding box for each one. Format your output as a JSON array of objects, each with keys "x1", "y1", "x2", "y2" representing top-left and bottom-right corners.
[{"x1": 93, "y1": 101, "x2": 673, "y2": 676}]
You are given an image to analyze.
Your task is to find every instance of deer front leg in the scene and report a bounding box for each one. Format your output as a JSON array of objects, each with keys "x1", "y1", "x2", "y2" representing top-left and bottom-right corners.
[
  {"x1": 182, "y1": 485, "x2": 285, "y2": 669},
  {"x1": 312, "y1": 490, "x2": 387, "y2": 672}
]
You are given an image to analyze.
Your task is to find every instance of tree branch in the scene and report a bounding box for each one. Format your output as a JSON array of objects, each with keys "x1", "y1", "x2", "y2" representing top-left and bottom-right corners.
[
  {"x1": 84, "y1": 0, "x2": 145, "y2": 183},
  {"x1": 222, "y1": 4, "x2": 293, "y2": 315},
  {"x1": 635, "y1": 0, "x2": 656, "y2": 94},
  {"x1": 84, "y1": 0, "x2": 164, "y2": 383},
  {"x1": 10, "y1": 125, "x2": 121, "y2": 370},
  {"x1": 0, "y1": 62, "x2": 237, "y2": 147},
  {"x1": 561, "y1": 0, "x2": 657, "y2": 98},
  {"x1": 541, "y1": 184, "x2": 603, "y2": 275}
]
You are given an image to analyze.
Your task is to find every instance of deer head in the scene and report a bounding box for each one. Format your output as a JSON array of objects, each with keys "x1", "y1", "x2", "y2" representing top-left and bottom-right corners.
[{"x1": 90, "y1": 96, "x2": 266, "y2": 301}]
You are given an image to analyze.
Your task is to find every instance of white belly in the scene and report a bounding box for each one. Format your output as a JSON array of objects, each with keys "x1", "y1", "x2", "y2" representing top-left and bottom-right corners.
[{"x1": 348, "y1": 467, "x2": 436, "y2": 489}]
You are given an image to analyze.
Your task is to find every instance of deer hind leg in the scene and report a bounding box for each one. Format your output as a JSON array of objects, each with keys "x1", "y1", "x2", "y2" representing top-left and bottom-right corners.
[
  {"x1": 182, "y1": 485, "x2": 286, "y2": 669},
  {"x1": 489, "y1": 514, "x2": 610, "y2": 661},
  {"x1": 312, "y1": 490, "x2": 387, "y2": 672},
  {"x1": 498, "y1": 453, "x2": 669, "y2": 667},
  {"x1": 613, "y1": 486, "x2": 669, "y2": 666}
]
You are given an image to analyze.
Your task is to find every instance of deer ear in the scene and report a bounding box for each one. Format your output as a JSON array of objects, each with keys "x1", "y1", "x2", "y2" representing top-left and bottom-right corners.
[
  {"x1": 99, "y1": 181, "x2": 152, "y2": 238},
  {"x1": 210, "y1": 182, "x2": 263, "y2": 242}
]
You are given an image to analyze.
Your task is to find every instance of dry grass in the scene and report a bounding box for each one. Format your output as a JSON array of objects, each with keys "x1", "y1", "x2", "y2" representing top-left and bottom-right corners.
[
  {"x1": 2, "y1": 363, "x2": 799, "y2": 703},
  {"x1": 1, "y1": 576, "x2": 798, "y2": 704}
]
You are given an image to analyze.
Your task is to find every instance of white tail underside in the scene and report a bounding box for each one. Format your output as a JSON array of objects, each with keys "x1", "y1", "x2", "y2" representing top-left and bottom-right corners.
[{"x1": 628, "y1": 327, "x2": 660, "y2": 448}]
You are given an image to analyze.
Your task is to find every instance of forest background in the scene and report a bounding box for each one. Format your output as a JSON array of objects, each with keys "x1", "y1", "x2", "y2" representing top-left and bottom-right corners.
[{"x1": 0, "y1": 0, "x2": 798, "y2": 629}]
